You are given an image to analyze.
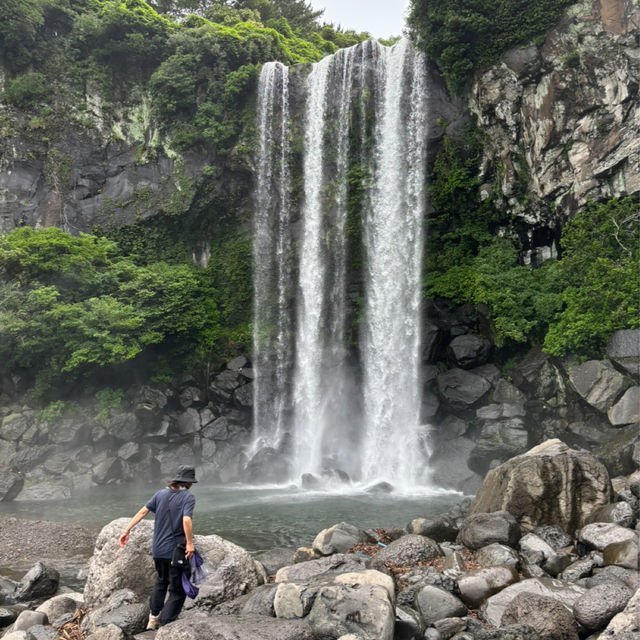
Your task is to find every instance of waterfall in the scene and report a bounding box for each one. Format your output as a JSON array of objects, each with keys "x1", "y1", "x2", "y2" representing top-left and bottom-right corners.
[
  {"x1": 252, "y1": 61, "x2": 293, "y2": 452},
  {"x1": 252, "y1": 40, "x2": 430, "y2": 489}
]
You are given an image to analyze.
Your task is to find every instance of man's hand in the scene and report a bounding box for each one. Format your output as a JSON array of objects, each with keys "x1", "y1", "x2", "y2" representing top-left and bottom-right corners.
[
  {"x1": 185, "y1": 542, "x2": 195, "y2": 560},
  {"x1": 119, "y1": 532, "x2": 129, "y2": 548}
]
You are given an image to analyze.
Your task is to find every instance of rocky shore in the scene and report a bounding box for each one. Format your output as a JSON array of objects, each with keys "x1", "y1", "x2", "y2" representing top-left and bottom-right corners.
[{"x1": 0, "y1": 439, "x2": 638, "y2": 640}]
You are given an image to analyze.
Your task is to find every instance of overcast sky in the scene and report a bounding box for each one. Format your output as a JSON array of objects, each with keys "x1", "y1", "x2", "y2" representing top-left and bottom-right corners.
[{"x1": 312, "y1": 0, "x2": 411, "y2": 39}]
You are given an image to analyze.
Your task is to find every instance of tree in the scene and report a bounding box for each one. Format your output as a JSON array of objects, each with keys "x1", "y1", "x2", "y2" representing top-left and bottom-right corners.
[{"x1": 0, "y1": 0, "x2": 45, "y2": 71}]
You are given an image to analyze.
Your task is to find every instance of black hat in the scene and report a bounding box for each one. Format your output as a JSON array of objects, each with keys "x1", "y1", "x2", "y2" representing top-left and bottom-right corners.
[{"x1": 172, "y1": 465, "x2": 198, "y2": 483}]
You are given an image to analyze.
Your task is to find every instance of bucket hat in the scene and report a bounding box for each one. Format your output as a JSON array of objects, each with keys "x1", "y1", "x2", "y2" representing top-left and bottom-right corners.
[{"x1": 172, "y1": 465, "x2": 198, "y2": 483}]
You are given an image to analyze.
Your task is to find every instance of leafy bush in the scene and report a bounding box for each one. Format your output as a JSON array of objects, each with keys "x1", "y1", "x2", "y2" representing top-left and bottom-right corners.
[{"x1": 2, "y1": 72, "x2": 49, "y2": 108}]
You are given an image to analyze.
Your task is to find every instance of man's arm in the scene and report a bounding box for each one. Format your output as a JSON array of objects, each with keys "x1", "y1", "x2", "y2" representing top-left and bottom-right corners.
[
  {"x1": 118, "y1": 506, "x2": 150, "y2": 548},
  {"x1": 183, "y1": 516, "x2": 194, "y2": 559}
]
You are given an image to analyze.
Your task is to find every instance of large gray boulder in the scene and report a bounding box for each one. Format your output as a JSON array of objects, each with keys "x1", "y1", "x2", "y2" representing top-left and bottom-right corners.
[
  {"x1": 474, "y1": 543, "x2": 520, "y2": 569},
  {"x1": 599, "y1": 588, "x2": 640, "y2": 639},
  {"x1": 275, "y1": 554, "x2": 367, "y2": 584},
  {"x1": 572, "y1": 582, "x2": 634, "y2": 632},
  {"x1": 501, "y1": 592, "x2": 579, "y2": 639},
  {"x1": 577, "y1": 522, "x2": 637, "y2": 551},
  {"x1": 84, "y1": 518, "x2": 265, "y2": 611},
  {"x1": 468, "y1": 418, "x2": 529, "y2": 475},
  {"x1": 0, "y1": 470, "x2": 24, "y2": 502},
  {"x1": 15, "y1": 563, "x2": 59, "y2": 602},
  {"x1": 35, "y1": 594, "x2": 82, "y2": 621},
  {"x1": 568, "y1": 360, "x2": 630, "y2": 413},
  {"x1": 471, "y1": 439, "x2": 612, "y2": 535},
  {"x1": 370, "y1": 534, "x2": 442, "y2": 572},
  {"x1": 448, "y1": 335, "x2": 492, "y2": 369},
  {"x1": 81, "y1": 589, "x2": 147, "y2": 637},
  {"x1": 592, "y1": 423, "x2": 640, "y2": 477},
  {"x1": 306, "y1": 580, "x2": 395, "y2": 640},
  {"x1": 608, "y1": 387, "x2": 640, "y2": 425},
  {"x1": 603, "y1": 539, "x2": 638, "y2": 570},
  {"x1": 481, "y1": 578, "x2": 586, "y2": 628},
  {"x1": 312, "y1": 522, "x2": 369, "y2": 556},
  {"x1": 9, "y1": 610, "x2": 48, "y2": 632},
  {"x1": 456, "y1": 566, "x2": 519, "y2": 608},
  {"x1": 414, "y1": 585, "x2": 467, "y2": 626},
  {"x1": 457, "y1": 511, "x2": 520, "y2": 550},
  {"x1": 436, "y1": 369, "x2": 491, "y2": 409},
  {"x1": 155, "y1": 614, "x2": 315, "y2": 639},
  {"x1": 606, "y1": 330, "x2": 640, "y2": 377}
]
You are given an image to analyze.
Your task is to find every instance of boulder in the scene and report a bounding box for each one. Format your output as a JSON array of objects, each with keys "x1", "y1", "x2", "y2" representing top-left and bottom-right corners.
[
  {"x1": 428, "y1": 436, "x2": 483, "y2": 494},
  {"x1": 306, "y1": 581, "x2": 395, "y2": 640},
  {"x1": 599, "y1": 588, "x2": 640, "y2": 639},
  {"x1": 468, "y1": 418, "x2": 530, "y2": 475},
  {"x1": 155, "y1": 614, "x2": 315, "y2": 640},
  {"x1": 275, "y1": 554, "x2": 367, "y2": 584},
  {"x1": 501, "y1": 593, "x2": 579, "y2": 639},
  {"x1": 27, "y1": 626, "x2": 56, "y2": 640},
  {"x1": 568, "y1": 361, "x2": 630, "y2": 413},
  {"x1": 471, "y1": 439, "x2": 612, "y2": 535},
  {"x1": 0, "y1": 471, "x2": 24, "y2": 502},
  {"x1": 585, "y1": 565, "x2": 639, "y2": 590},
  {"x1": 273, "y1": 582, "x2": 317, "y2": 619},
  {"x1": 558, "y1": 551, "x2": 603, "y2": 582},
  {"x1": 481, "y1": 578, "x2": 586, "y2": 628},
  {"x1": 577, "y1": 522, "x2": 637, "y2": 551},
  {"x1": 84, "y1": 624, "x2": 126, "y2": 640},
  {"x1": 474, "y1": 543, "x2": 520, "y2": 569},
  {"x1": 608, "y1": 387, "x2": 640, "y2": 426},
  {"x1": 456, "y1": 566, "x2": 519, "y2": 608},
  {"x1": 590, "y1": 502, "x2": 635, "y2": 528},
  {"x1": 36, "y1": 594, "x2": 81, "y2": 621},
  {"x1": 530, "y1": 525, "x2": 572, "y2": 551},
  {"x1": 15, "y1": 563, "x2": 59, "y2": 602},
  {"x1": 457, "y1": 511, "x2": 520, "y2": 550},
  {"x1": 396, "y1": 566, "x2": 458, "y2": 607},
  {"x1": 572, "y1": 582, "x2": 633, "y2": 632},
  {"x1": 606, "y1": 330, "x2": 640, "y2": 377},
  {"x1": 370, "y1": 535, "x2": 442, "y2": 572},
  {"x1": 9, "y1": 610, "x2": 47, "y2": 632},
  {"x1": 414, "y1": 585, "x2": 467, "y2": 626},
  {"x1": 518, "y1": 533, "x2": 575, "y2": 577},
  {"x1": 603, "y1": 539, "x2": 638, "y2": 570},
  {"x1": 436, "y1": 369, "x2": 491, "y2": 409},
  {"x1": 407, "y1": 514, "x2": 458, "y2": 542},
  {"x1": 593, "y1": 423, "x2": 640, "y2": 477},
  {"x1": 82, "y1": 589, "x2": 147, "y2": 637},
  {"x1": 253, "y1": 548, "x2": 295, "y2": 578},
  {"x1": 312, "y1": 522, "x2": 369, "y2": 556},
  {"x1": 448, "y1": 335, "x2": 492, "y2": 369}
]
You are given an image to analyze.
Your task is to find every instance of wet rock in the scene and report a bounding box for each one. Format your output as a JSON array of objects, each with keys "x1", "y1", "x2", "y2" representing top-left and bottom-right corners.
[
  {"x1": 227, "y1": 356, "x2": 248, "y2": 371},
  {"x1": 468, "y1": 418, "x2": 529, "y2": 474},
  {"x1": 233, "y1": 383, "x2": 253, "y2": 409},
  {"x1": 434, "y1": 616, "x2": 466, "y2": 639},
  {"x1": 606, "y1": 330, "x2": 640, "y2": 378},
  {"x1": 370, "y1": 535, "x2": 442, "y2": 572},
  {"x1": 577, "y1": 522, "x2": 637, "y2": 551},
  {"x1": 558, "y1": 551, "x2": 603, "y2": 582},
  {"x1": 603, "y1": 539, "x2": 638, "y2": 570},
  {"x1": 15, "y1": 563, "x2": 59, "y2": 602},
  {"x1": 531, "y1": 525, "x2": 572, "y2": 551},
  {"x1": 133, "y1": 386, "x2": 167, "y2": 423},
  {"x1": 573, "y1": 582, "x2": 633, "y2": 632},
  {"x1": 395, "y1": 606, "x2": 423, "y2": 639},
  {"x1": 457, "y1": 511, "x2": 520, "y2": 550},
  {"x1": 471, "y1": 440, "x2": 612, "y2": 535},
  {"x1": 501, "y1": 592, "x2": 578, "y2": 640},
  {"x1": 476, "y1": 403, "x2": 525, "y2": 420},
  {"x1": 456, "y1": 566, "x2": 519, "y2": 609},
  {"x1": 396, "y1": 566, "x2": 458, "y2": 607},
  {"x1": 312, "y1": 522, "x2": 369, "y2": 556},
  {"x1": 593, "y1": 423, "x2": 640, "y2": 477},
  {"x1": 82, "y1": 589, "x2": 147, "y2": 637},
  {"x1": 245, "y1": 447, "x2": 289, "y2": 484},
  {"x1": 448, "y1": 335, "x2": 492, "y2": 369},
  {"x1": 414, "y1": 585, "x2": 467, "y2": 627},
  {"x1": 35, "y1": 594, "x2": 81, "y2": 621},
  {"x1": 106, "y1": 412, "x2": 144, "y2": 443},
  {"x1": 518, "y1": 533, "x2": 575, "y2": 577},
  {"x1": 481, "y1": 578, "x2": 586, "y2": 628},
  {"x1": 429, "y1": 436, "x2": 483, "y2": 494},
  {"x1": 474, "y1": 543, "x2": 520, "y2": 569},
  {"x1": 608, "y1": 387, "x2": 640, "y2": 426},
  {"x1": 365, "y1": 481, "x2": 393, "y2": 494},
  {"x1": 584, "y1": 565, "x2": 639, "y2": 590},
  {"x1": 155, "y1": 614, "x2": 315, "y2": 640},
  {"x1": 274, "y1": 582, "x2": 316, "y2": 619},
  {"x1": 492, "y1": 380, "x2": 526, "y2": 405}
]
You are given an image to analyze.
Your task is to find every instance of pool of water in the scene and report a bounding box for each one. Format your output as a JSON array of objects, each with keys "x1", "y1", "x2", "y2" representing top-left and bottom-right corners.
[{"x1": 0, "y1": 484, "x2": 463, "y2": 552}]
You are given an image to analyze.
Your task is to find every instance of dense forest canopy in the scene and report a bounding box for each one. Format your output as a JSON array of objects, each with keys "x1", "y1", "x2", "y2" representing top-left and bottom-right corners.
[{"x1": 0, "y1": 0, "x2": 638, "y2": 401}]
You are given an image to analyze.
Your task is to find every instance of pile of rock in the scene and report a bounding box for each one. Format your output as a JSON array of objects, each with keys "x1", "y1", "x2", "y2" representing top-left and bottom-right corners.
[{"x1": 1, "y1": 440, "x2": 637, "y2": 640}]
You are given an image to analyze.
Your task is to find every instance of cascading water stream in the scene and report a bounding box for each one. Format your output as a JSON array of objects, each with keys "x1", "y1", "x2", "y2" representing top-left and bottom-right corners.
[{"x1": 252, "y1": 39, "x2": 430, "y2": 490}]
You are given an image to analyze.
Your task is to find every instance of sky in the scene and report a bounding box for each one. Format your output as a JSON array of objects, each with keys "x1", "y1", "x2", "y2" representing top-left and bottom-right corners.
[{"x1": 311, "y1": 0, "x2": 411, "y2": 39}]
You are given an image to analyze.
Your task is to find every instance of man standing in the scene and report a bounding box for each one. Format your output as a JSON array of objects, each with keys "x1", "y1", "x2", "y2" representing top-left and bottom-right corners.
[{"x1": 118, "y1": 465, "x2": 197, "y2": 630}]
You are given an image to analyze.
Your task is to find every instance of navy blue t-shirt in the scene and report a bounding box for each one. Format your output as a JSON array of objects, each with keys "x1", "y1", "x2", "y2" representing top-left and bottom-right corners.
[{"x1": 145, "y1": 487, "x2": 195, "y2": 559}]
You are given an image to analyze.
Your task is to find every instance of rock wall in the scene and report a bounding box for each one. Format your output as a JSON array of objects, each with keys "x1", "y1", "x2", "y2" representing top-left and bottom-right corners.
[{"x1": 470, "y1": 0, "x2": 640, "y2": 264}]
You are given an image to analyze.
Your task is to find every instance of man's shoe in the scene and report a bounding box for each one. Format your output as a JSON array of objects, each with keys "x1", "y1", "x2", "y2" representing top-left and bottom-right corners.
[{"x1": 146, "y1": 614, "x2": 160, "y2": 630}]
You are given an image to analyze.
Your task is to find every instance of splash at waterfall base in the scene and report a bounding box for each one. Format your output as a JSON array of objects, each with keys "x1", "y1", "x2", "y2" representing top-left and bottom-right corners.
[{"x1": 251, "y1": 39, "x2": 435, "y2": 492}]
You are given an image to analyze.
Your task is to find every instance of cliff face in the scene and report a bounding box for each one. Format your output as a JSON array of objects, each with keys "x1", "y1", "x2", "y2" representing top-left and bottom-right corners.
[{"x1": 470, "y1": 0, "x2": 639, "y2": 264}]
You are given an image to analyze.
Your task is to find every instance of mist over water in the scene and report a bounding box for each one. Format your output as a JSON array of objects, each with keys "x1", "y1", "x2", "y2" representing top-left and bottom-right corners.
[{"x1": 253, "y1": 39, "x2": 430, "y2": 490}]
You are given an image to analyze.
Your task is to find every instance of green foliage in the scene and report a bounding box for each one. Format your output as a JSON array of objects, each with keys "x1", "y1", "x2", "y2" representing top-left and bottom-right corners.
[
  {"x1": 0, "y1": 0, "x2": 45, "y2": 72},
  {"x1": 0, "y1": 227, "x2": 221, "y2": 395},
  {"x1": 38, "y1": 399, "x2": 75, "y2": 422},
  {"x1": 543, "y1": 198, "x2": 639, "y2": 357},
  {"x1": 94, "y1": 386, "x2": 123, "y2": 424},
  {"x1": 408, "y1": 0, "x2": 575, "y2": 94},
  {"x1": 2, "y1": 72, "x2": 49, "y2": 108}
]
